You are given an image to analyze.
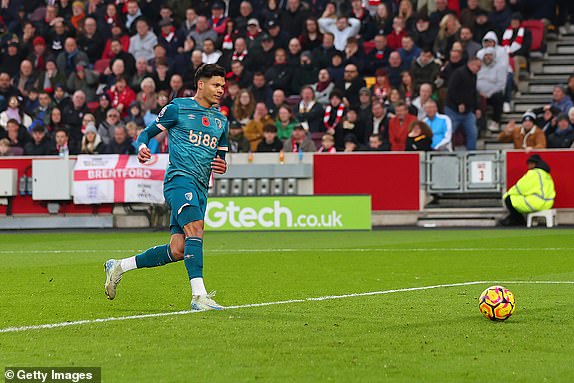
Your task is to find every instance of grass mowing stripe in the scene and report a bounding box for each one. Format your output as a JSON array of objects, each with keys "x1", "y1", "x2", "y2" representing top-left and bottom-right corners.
[
  {"x1": 1, "y1": 280, "x2": 573, "y2": 334},
  {"x1": 1, "y1": 248, "x2": 574, "y2": 254}
]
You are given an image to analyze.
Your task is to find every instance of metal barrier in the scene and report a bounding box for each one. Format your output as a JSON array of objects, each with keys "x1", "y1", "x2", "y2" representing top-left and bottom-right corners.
[{"x1": 424, "y1": 151, "x2": 504, "y2": 193}]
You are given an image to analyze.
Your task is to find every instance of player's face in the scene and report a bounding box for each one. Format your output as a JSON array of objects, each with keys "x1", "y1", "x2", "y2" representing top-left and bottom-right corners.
[{"x1": 199, "y1": 76, "x2": 225, "y2": 106}]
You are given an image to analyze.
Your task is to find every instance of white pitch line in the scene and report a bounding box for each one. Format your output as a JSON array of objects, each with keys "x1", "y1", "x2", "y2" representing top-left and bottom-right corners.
[
  {"x1": 1, "y1": 281, "x2": 573, "y2": 334},
  {"x1": 1, "y1": 247, "x2": 574, "y2": 254}
]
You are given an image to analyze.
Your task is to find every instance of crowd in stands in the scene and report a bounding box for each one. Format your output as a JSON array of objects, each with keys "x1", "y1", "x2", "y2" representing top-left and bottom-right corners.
[{"x1": 0, "y1": 0, "x2": 574, "y2": 158}]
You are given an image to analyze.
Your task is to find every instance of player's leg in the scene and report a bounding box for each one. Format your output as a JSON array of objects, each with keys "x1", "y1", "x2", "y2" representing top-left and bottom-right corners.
[{"x1": 103, "y1": 185, "x2": 186, "y2": 300}]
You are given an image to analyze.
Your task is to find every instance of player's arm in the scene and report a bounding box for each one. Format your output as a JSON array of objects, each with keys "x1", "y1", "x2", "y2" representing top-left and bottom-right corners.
[
  {"x1": 211, "y1": 121, "x2": 229, "y2": 174},
  {"x1": 137, "y1": 102, "x2": 179, "y2": 163}
]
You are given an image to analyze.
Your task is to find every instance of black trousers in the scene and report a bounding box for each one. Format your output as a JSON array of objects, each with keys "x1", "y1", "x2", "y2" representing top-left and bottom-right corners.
[{"x1": 504, "y1": 196, "x2": 526, "y2": 225}]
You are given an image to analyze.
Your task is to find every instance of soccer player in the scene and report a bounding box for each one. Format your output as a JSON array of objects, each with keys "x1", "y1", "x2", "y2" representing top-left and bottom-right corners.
[{"x1": 104, "y1": 64, "x2": 229, "y2": 311}]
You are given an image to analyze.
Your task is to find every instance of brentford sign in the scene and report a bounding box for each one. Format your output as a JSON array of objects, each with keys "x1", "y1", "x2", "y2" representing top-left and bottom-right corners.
[{"x1": 73, "y1": 154, "x2": 168, "y2": 204}]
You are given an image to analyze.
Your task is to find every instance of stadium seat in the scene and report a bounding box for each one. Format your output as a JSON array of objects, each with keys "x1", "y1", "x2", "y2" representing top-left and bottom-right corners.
[
  {"x1": 526, "y1": 209, "x2": 557, "y2": 228},
  {"x1": 364, "y1": 76, "x2": 376, "y2": 88},
  {"x1": 87, "y1": 101, "x2": 99, "y2": 113},
  {"x1": 285, "y1": 95, "x2": 301, "y2": 107},
  {"x1": 93, "y1": 59, "x2": 111, "y2": 74},
  {"x1": 522, "y1": 20, "x2": 546, "y2": 56}
]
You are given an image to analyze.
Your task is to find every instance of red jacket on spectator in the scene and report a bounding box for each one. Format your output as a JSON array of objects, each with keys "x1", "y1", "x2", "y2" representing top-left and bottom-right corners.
[
  {"x1": 386, "y1": 30, "x2": 407, "y2": 51},
  {"x1": 102, "y1": 35, "x2": 130, "y2": 60},
  {"x1": 389, "y1": 114, "x2": 417, "y2": 151},
  {"x1": 107, "y1": 84, "x2": 136, "y2": 118}
]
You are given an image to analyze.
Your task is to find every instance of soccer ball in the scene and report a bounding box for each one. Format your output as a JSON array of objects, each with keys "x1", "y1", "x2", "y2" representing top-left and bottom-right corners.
[{"x1": 478, "y1": 285, "x2": 516, "y2": 321}]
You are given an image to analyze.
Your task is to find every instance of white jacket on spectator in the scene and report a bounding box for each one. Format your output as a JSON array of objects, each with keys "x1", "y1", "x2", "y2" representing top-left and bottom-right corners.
[
  {"x1": 129, "y1": 31, "x2": 158, "y2": 62},
  {"x1": 477, "y1": 31, "x2": 510, "y2": 74},
  {"x1": 318, "y1": 17, "x2": 361, "y2": 51},
  {"x1": 477, "y1": 47, "x2": 507, "y2": 97}
]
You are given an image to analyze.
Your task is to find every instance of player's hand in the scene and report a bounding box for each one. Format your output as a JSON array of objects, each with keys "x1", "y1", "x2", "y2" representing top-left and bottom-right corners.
[
  {"x1": 138, "y1": 146, "x2": 151, "y2": 164},
  {"x1": 211, "y1": 156, "x2": 227, "y2": 174}
]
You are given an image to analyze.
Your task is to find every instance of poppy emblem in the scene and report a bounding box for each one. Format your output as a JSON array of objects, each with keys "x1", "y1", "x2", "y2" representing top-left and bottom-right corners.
[{"x1": 202, "y1": 117, "x2": 210, "y2": 127}]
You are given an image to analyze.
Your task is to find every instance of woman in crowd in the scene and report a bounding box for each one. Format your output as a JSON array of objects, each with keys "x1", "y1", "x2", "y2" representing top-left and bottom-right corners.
[
  {"x1": 299, "y1": 17, "x2": 323, "y2": 52},
  {"x1": 81, "y1": 123, "x2": 104, "y2": 154},
  {"x1": 275, "y1": 105, "x2": 299, "y2": 141},
  {"x1": 0, "y1": 96, "x2": 33, "y2": 131},
  {"x1": 311, "y1": 69, "x2": 335, "y2": 106},
  {"x1": 136, "y1": 77, "x2": 158, "y2": 114},
  {"x1": 231, "y1": 89, "x2": 256, "y2": 125},
  {"x1": 406, "y1": 120, "x2": 433, "y2": 151}
]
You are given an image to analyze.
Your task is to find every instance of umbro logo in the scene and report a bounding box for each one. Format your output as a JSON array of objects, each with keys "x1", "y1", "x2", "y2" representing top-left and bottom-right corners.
[{"x1": 188, "y1": 114, "x2": 196, "y2": 120}]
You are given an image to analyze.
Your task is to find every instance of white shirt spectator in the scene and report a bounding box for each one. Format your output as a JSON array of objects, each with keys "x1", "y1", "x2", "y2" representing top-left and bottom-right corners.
[
  {"x1": 129, "y1": 31, "x2": 158, "y2": 62},
  {"x1": 318, "y1": 17, "x2": 361, "y2": 51}
]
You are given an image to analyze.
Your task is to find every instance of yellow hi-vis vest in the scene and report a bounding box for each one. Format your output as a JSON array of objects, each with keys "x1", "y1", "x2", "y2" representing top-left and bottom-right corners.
[{"x1": 503, "y1": 168, "x2": 556, "y2": 214}]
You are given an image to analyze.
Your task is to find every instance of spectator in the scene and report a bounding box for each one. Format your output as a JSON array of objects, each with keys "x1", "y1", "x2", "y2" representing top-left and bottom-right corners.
[
  {"x1": 405, "y1": 120, "x2": 433, "y2": 151},
  {"x1": 244, "y1": 34, "x2": 275, "y2": 73},
  {"x1": 209, "y1": 2, "x2": 228, "y2": 36},
  {"x1": 389, "y1": 102, "x2": 417, "y2": 151},
  {"x1": 31, "y1": 91, "x2": 53, "y2": 127},
  {"x1": 550, "y1": 85, "x2": 574, "y2": 115},
  {"x1": 358, "y1": 87, "x2": 372, "y2": 122},
  {"x1": 497, "y1": 111, "x2": 547, "y2": 149},
  {"x1": 318, "y1": 9, "x2": 361, "y2": 51},
  {"x1": 437, "y1": 43, "x2": 466, "y2": 101},
  {"x1": 339, "y1": 108, "x2": 362, "y2": 148},
  {"x1": 445, "y1": 57, "x2": 482, "y2": 150},
  {"x1": 228, "y1": 121, "x2": 250, "y2": 153},
  {"x1": 412, "y1": 83, "x2": 433, "y2": 120},
  {"x1": 1, "y1": 41, "x2": 22, "y2": 78},
  {"x1": 67, "y1": 62, "x2": 99, "y2": 102},
  {"x1": 123, "y1": 102, "x2": 145, "y2": 127},
  {"x1": 266, "y1": 19, "x2": 290, "y2": 51},
  {"x1": 343, "y1": 38, "x2": 365, "y2": 74},
  {"x1": 296, "y1": 86, "x2": 324, "y2": 133},
  {"x1": 80, "y1": 113, "x2": 97, "y2": 138},
  {"x1": 423, "y1": 99, "x2": 453, "y2": 151},
  {"x1": 80, "y1": 123, "x2": 104, "y2": 154},
  {"x1": 167, "y1": 74, "x2": 188, "y2": 100},
  {"x1": 0, "y1": 138, "x2": 16, "y2": 156},
  {"x1": 129, "y1": 19, "x2": 158, "y2": 62},
  {"x1": 398, "y1": 35, "x2": 421, "y2": 69},
  {"x1": 36, "y1": 59, "x2": 66, "y2": 94},
  {"x1": 131, "y1": 57, "x2": 153, "y2": 93},
  {"x1": 48, "y1": 20, "x2": 71, "y2": 56},
  {"x1": 411, "y1": 14, "x2": 437, "y2": 50},
  {"x1": 336, "y1": 64, "x2": 365, "y2": 109},
  {"x1": 429, "y1": 0, "x2": 456, "y2": 28},
  {"x1": 311, "y1": 32, "x2": 338, "y2": 71},
  {"x1": 343, "y1": 133, "x2": 361, "y2": 152},
  {"x1": 98, "y1": 108, "x2": 124, "y2": 146},
  {"x1": 363, "y1": 100, "x2": 390, "y2": 148},
  {"x1": 292, "y1": 51, "x2": 318, "y2": 95},
  {"x1": 502, "y1": 13, "x2": 532, "y2": 88},
  {"x1": 54, "y1": 84, "x2": 72, "y2": 112},
  {"x1": 547, "y1": 114, "x2": 574, "y2": 148},
  {"x1": 283, "y1": 124, "x2": 316, "y2": 152},
  {"x1": 532, "y1": 105, "x2": 560, "y2": 137},
  {"x1": 370, "y1": 69, "x2": 391, "y2": 103},
  {"x1": 47, "y1": 107, "x2": 66, "y2": 134},
  {"x1": 488, "y1": 0, "x2": 512, "y2": 37},
  {"x1": 232, "y1": 89, "x2": 256, "y2": 125},
  {"x1": 280, "y1": 0, "x2": 310, "y2": 39},
  {"x1": 318, "y1": 133, "x2": 336, "y2": 152},
  {"x1": 93, "y1": 94, "x2": 111, "y2": 126},
  {"x1": 5, "y1": 119, "x2": 30, "y2": 151},
  {"x1": 244, "y1": 102, "x2": 275, "y2": 151},
  {"x1": 265, "y1": 49, "x2": 292, "y2": 92},
  {"x1": 386, "y1": 17, "x2": 408, "y2": 51},
  {"x1": 24, "y1": 125, "x2": 55, "y2": 155},
  {"x1": 157, "y1": 19, "x2": 180, "y2": 58},
  {"x1": 299, "y1": 17, "x2": 323, "y2": 52},
  {"x1": 56, "y1": 38, "x2": 90, "y2": 78},
  {"x1": 365, "y1": 34, "x2": 392, "y2": 75},
  {"x1": 433, "y1": 14, "x2": 461, "y2": 61},
  {"x1": 107, "y1": 77, "x2": 137, "y2": 118},
  {"x1": 104, "y1": 125, "x2": 135, "y2": 154},
  {"x1": 189, "y1": 16, "x2": 218, "y2": 51},
  {"x1": 477, "y1": 47, "x2": 507, "y2": 133},
  {"x1": 202, "y1": 39, "x2": 222, "y2": 65},
  {"x1": 411, "y1": 49, "x2": 440, "y2": 94},
  {"x1": 372, "y1": 3, "x2": 393, "y2": 36},
  {"x1": 54, "y1": 128, "x2": 77, "y2": 156},
  {"x1": 14, "y1": 60, "x2": 37, "y2": 98},
  {"x1": 143, "y1": 91, "x2": 169, "y2": 126},
  {"x1": 287, "y1": 38, "x2": 303, "y2": 68},
  {"x1": 351, "y1": 0, "x2": 376, "y2": 41},
  {"x1": 460, "y1": 0, "x2": 488, "y2": 31},
  {"x1": 137, "y1": 77, "x2": 158, "y2": 114},
  {"x1": 458, "y1": 26, "x2": 481, "y2": 61},
  {"x1": 275, "y1": 104, "x2": 299, "y2": 141},
  {"x1": 236, "y1": 1, "x2": 255, "y2": 34},
  {"x1": 249, "y1": 72, "x2": 273, "y2": 106},
  {"x1": 400, "y1": 71, "x2": 416, "y2": 106},
  {"x1": 500, "y1": 154, "x2": 555, "y2": 226},
  {"x1": 0, "y1": 96, "x2": 32, "y2": 131},
  {"x1": 327, "y1": 51, "x2": 345, "y2": 84},
  {"x1": 102, "y1": 24, "x2": 130, "y2": 60},
  {"x1": 385, "y1": 52, "x2": 405, "y2": 89},
  {"x1": 125, "y1": 0, "x2": 143, "y2": 36},
  {"x1": 366, "y1": 133, "x2": 385, "y2": 151},
  {"x1": 27, "y1": 36, "x2": 51, "y2": 72},
  {"x1": 311, "y1": 69, "x2": 335, "y2": 107},
  {"x1": 77, "y1": 16, "x2": 104, "y2": 63},
  {"x1": 219, "y1": 37, "x2": 249, "y2": 72},
  {"x1": 108, "y1": 39, "x2": 136, "y2": 80},
  {"x1": 177, "y1": 8, "x2": 198, "y2": 44},
  {"x1": 256, "y1": 124, "x2": 284, "y2": 153},
  {"x1": 149, "y1": 44, "x2": 173, "y2": 74}
]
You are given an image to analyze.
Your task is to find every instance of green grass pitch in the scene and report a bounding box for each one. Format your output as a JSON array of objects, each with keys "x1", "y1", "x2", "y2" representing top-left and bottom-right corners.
[{"x1": 1, "y1": 229, "x2": 574, "y2": 382}]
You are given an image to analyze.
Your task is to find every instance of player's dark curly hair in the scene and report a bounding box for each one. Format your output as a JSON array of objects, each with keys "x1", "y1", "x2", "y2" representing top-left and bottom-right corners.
[{"x1": 194, "y1": 64, "x2": 226, "y2": 88}]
